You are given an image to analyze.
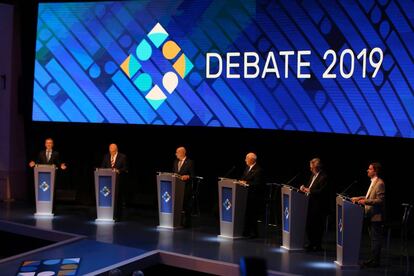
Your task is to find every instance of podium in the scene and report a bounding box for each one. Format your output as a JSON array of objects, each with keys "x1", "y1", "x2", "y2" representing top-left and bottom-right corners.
[
  {"x1": 34, "y1": 164, "x2": 56, "y2": 217},
  {"x1": 335, "y1": 195, "x2": 364, "y2": 269},
  {"x1": 218, "y1": 177, "x2": 248, "y2": 239},
  {"x1": 156, "y1": 172, "x2": 185, "y2": 229},
  {"x1": 281, "y1": 185, "x2": 309, "y2": 250},
  {"x1": 94, "y1": 168, "x2": 117, "y2": 222}
]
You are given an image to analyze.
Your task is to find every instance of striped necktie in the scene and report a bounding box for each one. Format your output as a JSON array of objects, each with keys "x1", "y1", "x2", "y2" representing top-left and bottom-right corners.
[{"x1": 111, "y1": 155, "x2": 115, "y2": 168}]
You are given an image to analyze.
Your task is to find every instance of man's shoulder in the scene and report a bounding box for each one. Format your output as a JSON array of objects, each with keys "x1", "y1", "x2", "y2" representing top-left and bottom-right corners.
[{"x1": 376, "y1": 178, "x2": 385, "y2": 186}]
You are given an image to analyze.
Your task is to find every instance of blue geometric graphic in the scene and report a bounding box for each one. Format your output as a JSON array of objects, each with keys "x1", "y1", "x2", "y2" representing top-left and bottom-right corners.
[
  {"x1": 98, "y1": 176, "x2": 112, "y2": 207},
  {"x1": 337, "y1": 204, "x2": 343, "y2": 246},
  {"x1": 38, "y1": 172, "x2": 52, "y2": 202},
  {"x1": 160, "y1": 180, "x2": 173, "y2": 213},
  {"x1": 32, "y1": 1, "x2": 414, "y2": 138},
  {"x1": 222, "y1": 187, "x2": 233, "y2": 222},
  {"x1": 282, "y1": 193, "x2": 290, "y2": 233}
]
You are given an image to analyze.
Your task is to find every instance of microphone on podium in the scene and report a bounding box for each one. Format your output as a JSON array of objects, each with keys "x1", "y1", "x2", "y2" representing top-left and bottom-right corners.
[
  {"x1": 339, "y1": 180, "x2": 358, "y2": 196},
  {"x1": 224, "y1": 165, "x2": 236, "y2": 178},
  {"x1": 285, "y1": 166, "x2": 307, "y2": 187}
]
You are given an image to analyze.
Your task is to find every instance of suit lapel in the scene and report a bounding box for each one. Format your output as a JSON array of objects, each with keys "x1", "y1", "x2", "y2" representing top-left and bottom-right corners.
[{"x1": 368, "y1": 178, "x2": 378, "y2": 199}]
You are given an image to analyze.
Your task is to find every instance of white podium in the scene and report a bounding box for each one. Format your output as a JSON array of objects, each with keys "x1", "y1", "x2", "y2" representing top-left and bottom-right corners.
[
  {"x1": 156, "y1": 172, "x2": 185, "y2": 229},
  {"x1": 94, "y1": 168, "x2": 117, "y2": 222},
  {"x1": 218, "y1": 177, "x2": 248, "y2": 239},
  {"x1": 335, "y1": 195, "x2": 364, "y2": 269},
  {"x1": 34, "y1": 164, "x2": 56, "y2": 217},
  {"x1": 281, "y1": 185, "x2": 309, "y2": 250}
]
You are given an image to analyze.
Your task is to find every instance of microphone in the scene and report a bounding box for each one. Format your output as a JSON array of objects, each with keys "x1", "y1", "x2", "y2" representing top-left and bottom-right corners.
[
  {"x1": 285, "y1": 168, "x2": 305, "y2": 187},
  {"x1": 224, "y1": 165, "x2": 236, "y2": 178},
  {"x1": 339, "y1": 180, "x2": 358, "y2": 196}
]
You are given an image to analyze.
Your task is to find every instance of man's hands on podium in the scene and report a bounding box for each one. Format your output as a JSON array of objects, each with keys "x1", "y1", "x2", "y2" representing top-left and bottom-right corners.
[
  {"x1": 28, "y1": 161, "x2": 67, "y2": 170},
  {"x1": 181, "y1": 175, "x2": 190, "y2": 181},
  {"x1": 238, "y1": 180, "x2": 249, "y2": 187},
  {"x1": 299, "y1": 185, "x2": 310, "y2": 193},
  {"x1": 351, "y1": 197, "x2": 366, "y2": 205}
]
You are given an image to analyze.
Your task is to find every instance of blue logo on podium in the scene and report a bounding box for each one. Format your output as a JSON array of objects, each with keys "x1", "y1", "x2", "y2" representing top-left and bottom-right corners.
[
  {"x1": 337, "y1": 204, "x2": 343, "y2": 246},
  {"x1": 98, "y1": 176, "x2": 112, "y2": 207},
  {"x1": 222, "y1": 187, "x2": 232, "y2": 222},
  {"x1": 283, "y1": 194, "x2": 290, "y2": 232},
  {"x1": 38, "y1": 172, "x2": 51, "y2": 202},
  {"x1": 160, "y1": 180, "x2": 172, "y2": 213}
]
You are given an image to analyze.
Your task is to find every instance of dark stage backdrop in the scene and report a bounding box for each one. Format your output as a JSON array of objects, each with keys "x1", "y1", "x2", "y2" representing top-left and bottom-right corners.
[{"x1": 25, "y1": 122, "x2": 413, "y2": 223}]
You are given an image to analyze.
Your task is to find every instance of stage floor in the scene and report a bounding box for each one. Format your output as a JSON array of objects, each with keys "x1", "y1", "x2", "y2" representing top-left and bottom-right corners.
[{"x1": 0, "y1": 202, "x2": 412, "y2": 275}]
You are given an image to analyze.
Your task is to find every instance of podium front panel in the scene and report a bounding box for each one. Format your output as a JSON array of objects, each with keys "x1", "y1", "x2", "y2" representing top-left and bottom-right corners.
[
  {"x1": 37, "y1": 172, "x2": 52, "y2": 202},
  {"x1": 221, "y1": 187, "x2": 233, "y2": 223},
  {"x1": 34, "y1": 165, "x2": 56, "y2": 216},
  {"x1": 160, "y1": 180, "x2": 173, "y2": 214},
  {"x1": 337, "y1": 204, "x2": 343, "y2": 247},
  {"x1": 98, "y1": 176, "x2": 113, "y2": 207},
  {"x1": 282, "y1": 193, "x2": 289, "y2": 233}
]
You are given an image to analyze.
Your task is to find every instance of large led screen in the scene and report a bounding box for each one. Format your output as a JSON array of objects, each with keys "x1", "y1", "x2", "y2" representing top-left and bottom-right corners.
[{"x1": 33, "y1": 1, "x2": 414, "y2": 138}]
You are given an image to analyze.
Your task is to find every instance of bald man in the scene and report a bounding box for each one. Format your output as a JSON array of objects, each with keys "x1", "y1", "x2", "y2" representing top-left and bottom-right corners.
[
  {"x1": 240, "y1": 152, "x2": 264, "y2": 238},
  {"x1": 173, "y1": 146, "x2": 195, "y2": 228},
  {"x1": 101, "y1": 143, "x2": 128, "y2": 221}
]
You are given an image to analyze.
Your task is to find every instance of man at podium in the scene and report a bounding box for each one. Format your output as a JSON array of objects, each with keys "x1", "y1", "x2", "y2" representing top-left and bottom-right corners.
[
  {"x1": 239, "y1": 152, "x2": 264, "y2": 238},
  {"x1": 29, "y1": 138, "x2": 67, "y2": 170},
  {"x1": 101, "y1": 143, "x2": 128, "y2": 221},
  {"x1": 300, "y1": 158, "x2": 329, "y2": 251},
  {"x1": 351, "y1": 162, "x2": 385, "y2": 268},
  {"x1": 173, "y1": 146, "x2": 195, "y2": 228}
]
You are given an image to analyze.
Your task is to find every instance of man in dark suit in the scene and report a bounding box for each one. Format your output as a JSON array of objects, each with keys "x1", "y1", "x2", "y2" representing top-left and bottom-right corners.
[
  {"x1": 101, "y1": 143, "x2": 128, "y2": 221},
  {"x1": 173, "y1": 146, "x2": 195, "y2": 228},
  {"x1": 300, "y1": 158, "x2": 329, "y2": 251},
  {"x1": 29, "y1": 138, "x2": 67, "y2": 170},
  {"x1": 240, "y1": 152, "x2": 264, "y2": 238},
  {"x1": 352, "y1": 162, "x2": 385, "y2": 268}
]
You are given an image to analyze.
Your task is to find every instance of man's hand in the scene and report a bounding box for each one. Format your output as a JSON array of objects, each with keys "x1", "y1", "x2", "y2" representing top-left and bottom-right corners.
[
  {"x1": 351, "y1": 197, "x2": 362, "y2": 204},
  {"x1": 357, "y1": 198, "x2": 366, "y2": 205},
  {"x1": 238, "y1": 180, "x2": 249, "y2": 187},
  {"x1": 181, "y1": 175, "x2": 190, "y2": 181},
  {"x1": 300, "y1": 185, "x2": 309, "y2": 193},
  {"x1": 29, "y1": 161, "x2": 36, "y2": 168},
  {"x1": 60, "y1": 163, "x2": 67, "y2": 170}
]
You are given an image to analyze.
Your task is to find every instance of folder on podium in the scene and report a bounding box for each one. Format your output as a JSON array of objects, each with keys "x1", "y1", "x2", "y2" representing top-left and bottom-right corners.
[
  {"x1": 335, "y1": 194, "x2": 364, "y2": 269},
  {"x1": 281, "y1": 185, "x2": 309, "y2": 250},
  {"x1": 94, "y1": 168, "x2": 116, "y2": 222},
  {"x1": 218, "y1": 177, "x2": 248, "y2": 239},
  {"x1": 34, "y1": 164, "x2": 56, "y2": 217},
  {"x1": 156, "y1": 172, "x2": 185, "y2": 229}
]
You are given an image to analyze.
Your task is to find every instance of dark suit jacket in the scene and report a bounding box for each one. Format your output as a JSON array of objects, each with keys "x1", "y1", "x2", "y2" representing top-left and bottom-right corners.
[
  {"x1": 36, "y1": 150, "x2": 62, "y2": 167},
  {"x1": 240, "y1": 163, "x2": 264, "y2": 194},
  {"x1": 305, "y1": 170, "x2": 329, "y2": 213},
  {"x1": 101, "y1": 152, "x2": 128, "y2": 173},
  {"x1": 173, "y1": 158, "x2": 195, "y2": 181}
]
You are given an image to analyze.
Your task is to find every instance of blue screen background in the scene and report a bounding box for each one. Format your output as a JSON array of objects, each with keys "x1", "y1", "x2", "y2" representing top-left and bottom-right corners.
[{"x1": 32, "y1": 0, "x2": 414, "y2": 138}]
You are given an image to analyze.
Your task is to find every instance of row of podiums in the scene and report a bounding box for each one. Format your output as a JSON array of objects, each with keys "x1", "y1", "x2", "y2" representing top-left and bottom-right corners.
[{"x1": 33, "y1": 166, "x2": 364, "y2": 268}]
